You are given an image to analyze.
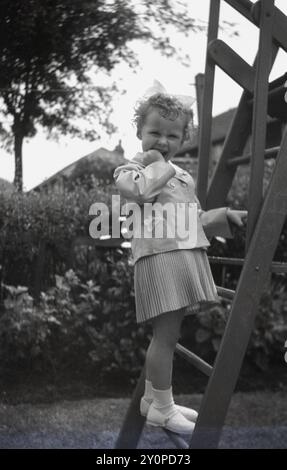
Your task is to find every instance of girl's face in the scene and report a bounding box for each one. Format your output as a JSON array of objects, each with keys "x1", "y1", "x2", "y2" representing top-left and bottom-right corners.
[{"x1": 139, "y1": 108, "x2": 185, "y2": 161}]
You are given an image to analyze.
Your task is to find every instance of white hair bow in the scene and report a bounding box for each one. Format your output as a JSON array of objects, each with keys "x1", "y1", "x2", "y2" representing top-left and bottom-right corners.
[
  {"x1": 140, "y1": 79, "x2": 196, "y2": 141},
  {"x1": 142, "y1": 79, "x2": 196, "y2": 109}
]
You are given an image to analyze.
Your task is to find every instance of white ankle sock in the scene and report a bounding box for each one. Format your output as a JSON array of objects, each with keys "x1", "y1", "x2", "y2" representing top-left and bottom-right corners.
[
  {"x1": 152, "y1": 386, "x2": 175, "y2": 412},
  {"x1": 143, "y1": 379, "x2": 153, "y2": 403}
]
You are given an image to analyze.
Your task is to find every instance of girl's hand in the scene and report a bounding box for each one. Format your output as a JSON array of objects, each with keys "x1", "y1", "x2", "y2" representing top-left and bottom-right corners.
[
  {"x1": 133, "y1": 150, "x2": 165, "y2": 166},
  {"x1": 227, "y1": 209, "x2": 248, "y2": 227}
]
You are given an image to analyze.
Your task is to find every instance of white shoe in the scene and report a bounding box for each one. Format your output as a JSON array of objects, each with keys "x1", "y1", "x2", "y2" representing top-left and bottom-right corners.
[
  {"x1": 146, "y1": 403, "x2": 195, "y2": 435},
  {"x1": 140, "y1": 397, "x2": 198, "y2": 422}
]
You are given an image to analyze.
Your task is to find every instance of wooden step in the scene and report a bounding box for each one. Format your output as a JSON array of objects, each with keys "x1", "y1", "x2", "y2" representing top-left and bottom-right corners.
[
  {"x1": 175, "y1": 344, "x2": 213, "y2": 377},
  {"x1": 216, "y1": 286, "x2": 236, "y2": 300},
  {"x1": 224, "y1": 0, "x2": 254, "y2": 21},
  {"x1": 208, "y1": 256, "x2": 287, "y2": 273},
  {"x1": 225, "y1": 0, "x2": 287, "y2": 54},
  {"x1": 248, "y1": 84, "x2": 287, "y2": 122},
  {"x1": 252, "y1": 0, "x2": 287, "y2": 53},
  {"x1": 208, "y1": 256, "x2": 245, "y2": 266},
  {"x1": 226, "y1": 146, "x2": 279, "y2": 167},
  {"x1": 208, "y1": 39, "x2": 254, "y2": 93},
  {"x1": 208, "y1": 38, "x2": 287, "y2": 121}
]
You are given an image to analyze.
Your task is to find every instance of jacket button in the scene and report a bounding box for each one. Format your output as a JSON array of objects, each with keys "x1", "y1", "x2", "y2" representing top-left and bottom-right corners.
[
  {"x1": 181, "y1": 181, "x2": 187, "y2": 187},
  {"x1": 168, "y1": 182, "x2": 175, "y2": 188}
]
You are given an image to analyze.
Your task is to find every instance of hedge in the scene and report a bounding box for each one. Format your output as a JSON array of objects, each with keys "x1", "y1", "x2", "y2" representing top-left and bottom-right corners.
[{"x1": 0, "y1": 162, "x2": 287, "y2": 383}]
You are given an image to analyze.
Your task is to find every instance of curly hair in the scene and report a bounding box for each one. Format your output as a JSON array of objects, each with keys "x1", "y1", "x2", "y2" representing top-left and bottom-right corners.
[{"x1": 133, "y1": 93, "x2": 194, "y2": 141}]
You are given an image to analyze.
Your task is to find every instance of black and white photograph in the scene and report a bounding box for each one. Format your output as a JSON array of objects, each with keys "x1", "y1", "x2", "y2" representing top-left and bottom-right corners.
[{"x1": 0, "y1": 0, "x2": 287, "y2": 454}]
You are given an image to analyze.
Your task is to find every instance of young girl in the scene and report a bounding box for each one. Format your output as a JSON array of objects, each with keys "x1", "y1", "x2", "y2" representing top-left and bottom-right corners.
[{"x1": 113, "y1": 92, "x2": 247, "y2": 435}]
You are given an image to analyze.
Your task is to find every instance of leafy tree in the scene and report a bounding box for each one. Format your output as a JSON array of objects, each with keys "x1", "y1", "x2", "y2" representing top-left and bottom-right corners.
[{"x1": 0, "y1": 0, "x2": 201, "y2": 191}]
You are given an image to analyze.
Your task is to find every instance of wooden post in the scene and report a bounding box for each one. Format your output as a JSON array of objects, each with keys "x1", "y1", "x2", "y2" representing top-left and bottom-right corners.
[
  {"x1": 115, "y1": 363, "x2": 146, "y2": 449},
  {"x1": 206, "y1": 43, "x2": 278, "y2": 210},
  {"x1": 246, "y1": 0, "x2": 275, "y2": 250},
  {"x1": 189, "y1": 120, "x2": 287, "y2": 450},
  {"x1": 195, "y1": 73, "x2": 205, "y2": 128},
  {"x1": 197, "y1": 0, "x2": 221, "y2": 209}
]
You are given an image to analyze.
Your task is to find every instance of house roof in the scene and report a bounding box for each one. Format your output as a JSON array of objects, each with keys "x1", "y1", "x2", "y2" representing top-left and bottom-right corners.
[
  {"x1": 177, "y1": 108, "x2": 235, "y2": 156},
  {"x1": 177, "y1": 105, "x2": 279, "y2": 156},
  {"x1": 31, "y1": 146, "x2": 127, "y2": 191}
]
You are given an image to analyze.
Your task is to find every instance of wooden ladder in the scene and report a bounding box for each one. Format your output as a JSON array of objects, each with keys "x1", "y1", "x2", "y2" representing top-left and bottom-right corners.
[{"x1": 115, "y1": 0, "x2": 287, "y2": 449}]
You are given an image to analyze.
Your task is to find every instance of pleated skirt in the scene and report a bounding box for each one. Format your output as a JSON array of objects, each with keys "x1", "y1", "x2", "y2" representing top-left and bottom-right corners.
[{"x1": 134, "y1": 248, "x2": 221, "y2": 323}]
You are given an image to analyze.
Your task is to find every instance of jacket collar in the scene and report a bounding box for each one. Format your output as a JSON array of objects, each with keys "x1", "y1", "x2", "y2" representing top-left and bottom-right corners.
[{"x1": 169, "y1": 161, "x2": 189, "y2": 183}]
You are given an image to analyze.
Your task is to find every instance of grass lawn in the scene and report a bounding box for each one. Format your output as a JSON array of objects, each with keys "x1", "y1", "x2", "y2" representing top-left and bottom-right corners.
[
  {"x1": 0, "y1": 362, "x2": 286, "y2": 449},
  {"x1": 0, "y1": 390, "x2": 286, "y2": 449}
]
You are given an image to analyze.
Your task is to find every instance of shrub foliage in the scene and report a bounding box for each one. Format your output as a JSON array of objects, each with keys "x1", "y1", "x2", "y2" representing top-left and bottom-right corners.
[{"x1": 0, "y1": 163, "x2": 287, "y2": 383}]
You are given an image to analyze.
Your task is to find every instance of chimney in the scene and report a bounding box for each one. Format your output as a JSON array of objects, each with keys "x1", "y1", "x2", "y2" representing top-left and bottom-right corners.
[{"x1": 114, "y1": 139, "x2": 124, "y2": 156}]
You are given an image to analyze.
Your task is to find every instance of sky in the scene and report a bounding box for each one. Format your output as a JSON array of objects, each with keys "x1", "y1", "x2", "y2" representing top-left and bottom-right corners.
[{"x1": 1, "y1": 0, "x2": 287, "y2": 191}]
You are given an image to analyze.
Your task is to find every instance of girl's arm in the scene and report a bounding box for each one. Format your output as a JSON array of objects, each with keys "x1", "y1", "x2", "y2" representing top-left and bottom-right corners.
[
  {"x1": 113, "y1": 152, "x2": 176, "y2": 204},
  {"x1": 195, "y1": 196, "x2": 248, "y2": 239},
  {"x1": 226, "y1": 208, "x2": 248, "y2": 227},
  {"x1": 200, "y1": 207, "x2": 234, "y2": 239}
]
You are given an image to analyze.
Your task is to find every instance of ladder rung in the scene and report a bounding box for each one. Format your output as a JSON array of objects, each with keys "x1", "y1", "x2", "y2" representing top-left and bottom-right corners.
[
  {"x1": 163, "y1": 429, "x2": 189, "y2": 449},
  {"x1": 208, "y1": 39, "x2": 254, "y2": 93},
  {"x1": 209, "y1": 256, "x2": 287, "y2": 274},
  {"x1": 226, "y1": 146, "x2": 279, "y2": 168},
  {"x1": 247, "y1": 84, "x2": 286, "y2": 103},
  {"x1": 218, "y1": 295, "x2": 232, "y2": 303},
  {"x1": 226, "y1": 0, "x2": 287, "y2": 54},
  {"x1": 270, "y1": 262, "x2": 287, "y2": 274},
  {"x1": 175, "y1": 343, "x2": 213, "y2": 377},
  {"x1": 208, "y1": 256, "x2": 245, "y2": 266},
  {"x1": 216, "y1": 286, "x2": 235, "y2": 300},
  {"x1": 224, "y1": 0, "x2": 254, "y2": 22},
  {"x1": 252, "y1": 0, "x2": 287, "y2": 54},
  {"x1": 208, "y1": 38, "x2": 287, "y2": 122},
  {"x1": 266, "y1": 85, "x2": 286, "y2": 100},
  {"x1": 247, "y1": 84, "x2": 287, "y2": 121}
]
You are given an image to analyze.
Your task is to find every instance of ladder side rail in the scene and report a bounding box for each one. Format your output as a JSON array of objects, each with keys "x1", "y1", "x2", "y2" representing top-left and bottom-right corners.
[
  {"x1": 206, "y1": 43, "x2": 278, "y2": 209},
  {"x1": 246, "y1": 0, "x2": 275, "y2": 250},
  {"x1": 163, "y1": 430, "x2": 189, "y2": 449},
  {"x1": 196, "y1": 0, "x2": 221, "y2": 209},
  {"x1": 252, "y1": 1, "x2": 287, "y2": 53},
  {"x1": 115, "y1": 365, "x2": 146, "y2": 449},
  {"x1": 195, "y1": 73, "x2": 205, "y2": 129},
  {"x1": 224, "y1": 0, "x2": 287, "y2": 54},
  {"x1": 206, "y1": 91, "x2": 253, "y2": 208},
  {"x1": 189, "y1": 125, "x2": 287, "y2": 449}
]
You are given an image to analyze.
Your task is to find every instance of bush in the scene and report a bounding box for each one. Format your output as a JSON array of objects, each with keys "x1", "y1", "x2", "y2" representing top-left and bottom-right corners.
[
  {"x1": 1, "y1": 262, "x2": 286, "y2": 384},
  {"x1": 247, "y1": 281, "x2": 287, "y2": 369},
  {"x1": 0, "y1": 181, "x2": 115, "y2": 290},
  {"x1": 0, "y1": 263, "x2": 150, "y2": 384},
  {"x1": 179, "y1": 161, "x2": 287, "y2": 371},
  {"x1": 181, "y1": 280, "x2": 287, "y2": 371},
  {"x1": 1, "y1": 160, "x2": 287, "y2": 385}
]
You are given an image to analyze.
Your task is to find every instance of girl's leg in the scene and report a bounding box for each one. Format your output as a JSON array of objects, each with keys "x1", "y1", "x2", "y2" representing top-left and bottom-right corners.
[
  {"x1": 141, "y1": 308, "x2": 198, "y2": 429},
  {"x1": 142, "y1": 307, "x2": 195, "y2": 433},
  {"x1": 145, "y1": 307, "x2": 186, "y2": 390}
]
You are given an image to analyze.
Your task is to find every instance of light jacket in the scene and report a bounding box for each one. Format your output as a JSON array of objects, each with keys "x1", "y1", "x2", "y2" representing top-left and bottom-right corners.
[{"x1": 113, "y1": 158, "x2": 233, "y2": 264}]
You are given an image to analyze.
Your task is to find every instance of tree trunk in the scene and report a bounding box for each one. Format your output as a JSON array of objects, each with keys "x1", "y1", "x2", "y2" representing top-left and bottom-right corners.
[{"x1": 13, "y1": 130, "x2": 24, "y2": 192}]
